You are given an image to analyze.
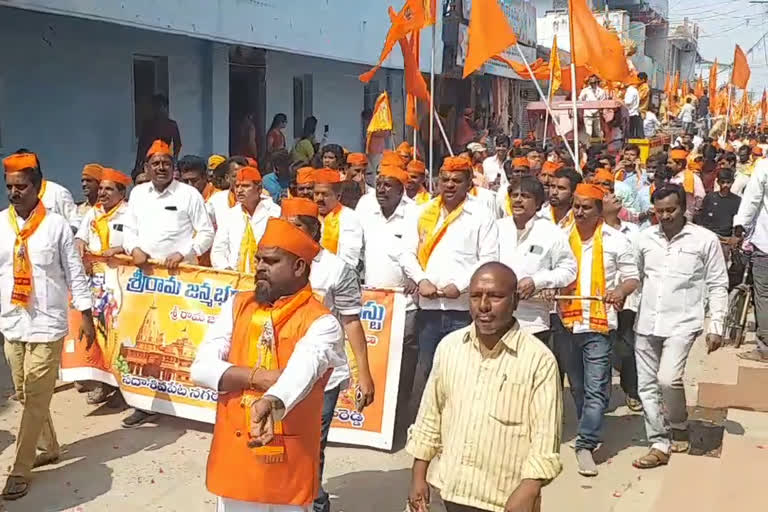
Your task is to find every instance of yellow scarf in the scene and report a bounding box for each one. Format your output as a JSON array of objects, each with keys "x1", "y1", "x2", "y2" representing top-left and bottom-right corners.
[
  {"x1": 37, "y1": 180, "x2": 47, "y2": 200},
  {"x1": 228, "y1": 190, "x2": 236, "y2": 208},
  {"x1": 241, "y1": 285, "x2": 314, "y2": 463},
  {"x1": 681, "y1": 170, "x2": 694, "y2": 195},
  {"x1": 237, "y1": 207, "x2": 259, "y2": 273},
  {"x1": 417, "y1": 197, "x2": 465, "y2": 270},
  {"x1": 414, "y1": 188, "x2": 431, "y2": 205},
  {"x1": 90, "y1": 201, "x2": 123, "y2": 253},
  {"x1": 320, "y1": 203, "x2": 342, "y2": 255},
  {"x1": 551, "y1": 206, "x2": 575, "y2": 231},
  {"x1": 504, "y1": 195, "x2": 513, "y2": 217},
  {"x1": 561, "y1": 222, "x2": 609, "y2": 333},
  {"x1": 9, "y1": 202, "x2": 47, "y2": 308}
]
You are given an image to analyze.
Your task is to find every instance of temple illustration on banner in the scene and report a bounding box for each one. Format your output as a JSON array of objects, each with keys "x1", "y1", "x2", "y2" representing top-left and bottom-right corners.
[{"x1": 119, "y1": 300, "x2": 196, "y2": 383}]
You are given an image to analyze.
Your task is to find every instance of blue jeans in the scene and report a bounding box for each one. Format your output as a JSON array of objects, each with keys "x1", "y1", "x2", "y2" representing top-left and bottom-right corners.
[
  {"x1": 562, "y1": 331, "x2": 612, "y2": 451},
  {"x1": 417, "y1": 309, "x2": 472, "y2": 379},
  {"x1": 314, "y1": 385, "x2": 341, "y2": 512}
]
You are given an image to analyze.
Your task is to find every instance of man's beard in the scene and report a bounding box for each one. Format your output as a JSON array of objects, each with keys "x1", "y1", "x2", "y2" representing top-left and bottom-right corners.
[{"x1": 255, "y1": 281, "x2": 272, "y2": 304}]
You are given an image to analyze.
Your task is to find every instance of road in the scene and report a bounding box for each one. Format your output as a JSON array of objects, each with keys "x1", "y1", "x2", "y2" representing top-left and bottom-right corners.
[{"x1": 0, "y1": 337, "x2": 716, "y2": 512}]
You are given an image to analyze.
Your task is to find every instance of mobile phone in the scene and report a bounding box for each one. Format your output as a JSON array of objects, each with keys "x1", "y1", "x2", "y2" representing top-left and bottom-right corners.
[{"x1": 323, "y1": 124, "x2": 329, "y2": 134}]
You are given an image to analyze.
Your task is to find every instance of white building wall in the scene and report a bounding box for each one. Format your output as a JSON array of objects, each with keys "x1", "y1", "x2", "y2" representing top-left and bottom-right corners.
[
  {"x1": 265, "y1": 51, "x2": 405, "y2": 154},
  {"x1": 0, "y1": 7, "x2": 227, "y2": 206}
]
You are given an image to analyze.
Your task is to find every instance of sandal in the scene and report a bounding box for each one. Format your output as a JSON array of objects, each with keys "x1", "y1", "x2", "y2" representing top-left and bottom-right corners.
[
  {"x1": 86, "y1": 384, "x2": 112, "y2": 405},
  {"x1": 1, "y1": 475, "x2": 29, "y2": 501},
  {"x1": 33, "y1": 452, "x2": 60, "y2": 469},
  {"x1": 632, "y1": 448, "x2": 670, "y2": 469}
]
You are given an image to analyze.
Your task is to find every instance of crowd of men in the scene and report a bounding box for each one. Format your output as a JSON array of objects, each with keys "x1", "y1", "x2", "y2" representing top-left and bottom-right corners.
[{"x1": 1, "y1": 120, "x2": 767, "y2": 512}]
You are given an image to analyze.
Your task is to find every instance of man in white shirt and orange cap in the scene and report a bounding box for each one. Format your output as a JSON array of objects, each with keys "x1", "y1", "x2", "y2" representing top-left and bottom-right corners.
[{"x1": 313, "y1": 168, "x2": 364, "y2": 269}]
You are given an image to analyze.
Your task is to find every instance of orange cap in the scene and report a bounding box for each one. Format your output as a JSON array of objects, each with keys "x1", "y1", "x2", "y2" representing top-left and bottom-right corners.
[
  {"x1": 593, "y1": 169, "x2": 615, "y2": 184},
  {"x1": 396, "y1": 141, "x2": 412, "y2": 155},
  {"x1": 281, "y1": 197, "x2": 319, "y2": 218},
  {"x1": 669, "y1": 148, "x2": 689, "y2": 160},
  {"x1": 753, "y1": 146, "x2": 763, "y2": 156},
  {"x1": 381, "y1": 150, "x2": 406, "y2": 167},
  {"x1": 540, "y1": 161, "x2": 563, "y2": 175},
  {"x1": 440, "y1": 156, "x2": 472, "y2": 172},
  {"x1": 245, "y1": 157, "x2": 259, "y2": 169},
  {"x1": 101, "y1": 168, "x2": 132, "y2": 187},
  {"x1": 296, "y1": 167, "x2": 315, "y2": 185},
  {"x1": 82, "y1": 163, "x2": 103, "y2": 181},
  {"x1": 379, "y1": 165, "x2": 409, "y2": 186},
  {"x1": 236, "y1": 166, "x2": 262, "y2": 183},
  {"x1": 3, "y1": 153, "x2": 38, "y2": 173},
  {"x1": 258, "y1": 217, "x2": 321, "y2": 264},
  {"x1": 346, "y1": 152, "x2": 368, "y2": 166},
  {"x1": 512, "y1": 157, "x2": 530, "y2": 168},
  {"x1": 574, "y1": 183, "x2": 607, "y2": 200},
  {"x1": 146, "y1": 139, "x2": 172, "y2": 157},
  {"x1": 313, "y1": 168, "x2": 342, "y2": 184},
  {"x1": 750, "y1": 139, "x2": 758, "y2": 147},
  {"x1": 513, "y1": 139, "x2": 523, "y2": 148},
  {"x1": 407, "y1": 159, "x2": 426, "y2": 174}
]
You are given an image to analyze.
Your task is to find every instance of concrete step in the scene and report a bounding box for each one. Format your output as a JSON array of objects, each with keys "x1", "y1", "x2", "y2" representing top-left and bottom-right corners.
[{"x1": 697, "y1": 350, "x2": 768, "y2": 411}]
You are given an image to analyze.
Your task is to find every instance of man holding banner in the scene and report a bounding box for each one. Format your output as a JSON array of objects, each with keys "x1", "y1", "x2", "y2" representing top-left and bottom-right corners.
[{"x1": 191, "y1": 217, "x2": 345, "y2": 512}]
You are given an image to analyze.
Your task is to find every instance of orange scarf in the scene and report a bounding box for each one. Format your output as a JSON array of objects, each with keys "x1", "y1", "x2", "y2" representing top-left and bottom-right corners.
[
  {"x1": 90, "y1": 201, "x2": 123, "y2": 253},
  {"x1": 9, "y1": 202, "x2": 47, "y2": 308},
  {"x1": 681, "y1": 170, "x2": 694, "y2": 194},
  {"x1": 240, "y1": 285, "x2": 314, "y2": 463},
  {"x1": 237, "y1": 207, "x2": 258, "y2": 273},
  {"x1": 417, "y1": 197, "x2": 465, "y2": 269},
  {"x1": 37, "y1": 180, "x2": 47, "y2": 200},
  {"x1": 414, "y1": 188, "x2": 431, "y2": 205},
  {"x1": 560, "y1": 222, "x2": 609, "y2": 333},
  {"x1": 202, "y1": 183, "x2": 216, "y2": 202},
  {"x1": 228, "y1": 190, "x2": 236, "y2": 208},
  {"x1": 320, "y1": 203, "x2": 342, "y2": 255}
]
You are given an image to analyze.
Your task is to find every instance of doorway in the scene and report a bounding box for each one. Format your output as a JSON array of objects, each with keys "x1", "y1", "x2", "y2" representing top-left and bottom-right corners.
[{"x1": 229, "y1": 46, "x2": 266, "y2": 162}]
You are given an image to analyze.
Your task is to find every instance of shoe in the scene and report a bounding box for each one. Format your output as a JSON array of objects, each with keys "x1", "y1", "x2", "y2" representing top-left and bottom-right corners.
[
  {"x1": 86, "y1": 384, "x2": 113, "y2": 405},
  {"x1": 121, "y1": 409, "x2": 158, "y2": 428},
  {"x1": 626, "y1": 396, "x2": 643, "y2": 412},
  {"x1": 32, "y1": 452, "x2": 60, "y2": 469},
  {"x1": 575, "y1": 449, "x2": 598, "y2": 477},
  {"x1": 737, "y1": 349, "x2": 768, "y2": 363},
  {"x1": 671, "y1": 428, "x2": 690, "y2": 453}
]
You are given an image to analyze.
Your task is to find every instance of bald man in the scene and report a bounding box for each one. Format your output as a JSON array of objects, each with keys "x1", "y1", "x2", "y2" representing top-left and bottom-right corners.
[{"x1": 407, "y1": 262, "x2": 562, "y2": 512}]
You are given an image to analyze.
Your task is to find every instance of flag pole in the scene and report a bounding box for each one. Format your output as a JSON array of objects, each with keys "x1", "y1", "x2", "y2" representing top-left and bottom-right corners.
[
  {"x1": 434, "y1": 111, "x2": 454, "y2": 157},
  {"x1": 429, "y1": 22, "x2": 436, "y2": 193},
  {"x1": 413, "y1": 100, "x2": 418, "y2": 159},
  {"x1": 542, "y1": 59, "x2": 554, "y2": 149},
  {"x1": 725, "y1": 86, "x2": 732, "y2": 141},
  {"x1": 513, "y1": 43, "x2": 577, "y2": 164},
  {"x1": 567, "y1": 0, "x2": 580, "y2": 168}
]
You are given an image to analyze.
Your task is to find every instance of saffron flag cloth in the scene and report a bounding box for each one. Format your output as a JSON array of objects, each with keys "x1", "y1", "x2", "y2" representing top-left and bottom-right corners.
[
  {"x1": 761, "y1": 89, "x2": 767, "y2": 128},
  {"x1": 400, "y1": 33, "x2": 430, "y2": 101},
  {"x1": 694, "y1": 75, "x2": 704, "y2": 98},
  {"x1": 360, "y1": 0, "x2": 428, "y2": 83},
  {"x1": 550, "y1": 35, "x2": 562, "y2": 97},
  {"x1": 60, "y1": 256, "x2": 407, "y2": 451},
  {"x1": 492, "y1": 55, "x2": 551, "y2": 80},
  {"x1": 367, "y1": 91, "x2": 394, "y2": 152},
  {"x1": 569, "y1": 0, "x2": 633, "y2": 83},
  {"x1": 663, "y1": 72, "x2": 671, "y2": 97},
  {"x1": 709, "y1": 60, "x2": 718, "y2": 114},
  {"x1": 463, "y1": 0, "x2": 518, "y2": 78},
  {"x1": 561, "y1": 65, "x2": 591, "y2": 94},
  {"x1": 404, "y1": 31, "x2": 425, "y2": 129},
  {"x1": 732, "y1": 45, "x2": 751, "y2": 89}
]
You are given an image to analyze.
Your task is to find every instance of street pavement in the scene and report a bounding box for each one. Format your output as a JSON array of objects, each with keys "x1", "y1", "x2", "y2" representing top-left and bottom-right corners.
[{"x1": 0, "y1": 337, "x2": 718, "y2": 512}]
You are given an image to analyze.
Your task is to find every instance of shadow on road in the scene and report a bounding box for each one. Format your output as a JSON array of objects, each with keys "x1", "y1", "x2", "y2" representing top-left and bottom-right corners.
[{"x1": 326, "y1": 468, "x2": 412, "y2": 512}]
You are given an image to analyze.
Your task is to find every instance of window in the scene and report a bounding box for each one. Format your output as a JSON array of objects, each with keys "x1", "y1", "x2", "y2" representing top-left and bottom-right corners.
[
  {"x1": 133, "y1": 55, "x2": 169, "y2": 137},
  {"x1": 293, "y1": 74, "x2": 313, "y2": 139}
]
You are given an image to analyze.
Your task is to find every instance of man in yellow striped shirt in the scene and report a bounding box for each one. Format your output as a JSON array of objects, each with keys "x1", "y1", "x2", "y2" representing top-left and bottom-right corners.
[{"x1": 407, "y1": 262, "x2": 562, "y2": 512}]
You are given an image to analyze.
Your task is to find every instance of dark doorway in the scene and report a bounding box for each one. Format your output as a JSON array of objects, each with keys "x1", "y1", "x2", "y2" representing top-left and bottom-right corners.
[{"x1": 229, "y1": 46, "x2": 266, "y2": 162}]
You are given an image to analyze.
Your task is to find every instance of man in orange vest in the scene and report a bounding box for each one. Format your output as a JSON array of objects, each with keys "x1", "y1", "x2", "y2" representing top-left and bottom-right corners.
[{"x1": 191, "y1": 217, "x2": 345, "y2": 511}]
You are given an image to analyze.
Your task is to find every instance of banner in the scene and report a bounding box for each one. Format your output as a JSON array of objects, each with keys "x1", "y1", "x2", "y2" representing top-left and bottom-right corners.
[{"x1": 60, "y1": 257, "x2": 405, "y2": 449}]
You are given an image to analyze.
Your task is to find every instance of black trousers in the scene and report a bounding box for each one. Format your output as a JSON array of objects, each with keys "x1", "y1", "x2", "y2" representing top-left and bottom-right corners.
[{"x1": 628, "y1": 115, "x2": 644, "y2": 139}]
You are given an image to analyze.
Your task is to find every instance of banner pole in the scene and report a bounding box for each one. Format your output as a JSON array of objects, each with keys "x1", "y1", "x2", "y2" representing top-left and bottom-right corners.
[
  {"x1": 543, "y1": 61, "x2": 554, "y2": 149},
  {"x1": 567, "y1": 0, "x2": 580, "y2": 168},
  {"x1": 429, "y1": 22, "x2": 436, "y2": 193}
]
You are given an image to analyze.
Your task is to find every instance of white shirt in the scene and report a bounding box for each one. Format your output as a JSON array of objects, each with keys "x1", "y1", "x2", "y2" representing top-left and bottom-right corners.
[
  {"x1": 310, "y1": 249, "x2": 361, "y2": 391},
  {"x1": 357, "y1": 195, "x2": 417, "y2": 310},
  {"x1": 470, "y1": 186, "x2": 499, "y2": 218},
  {"x1": 732, "y1": 170, "x2": 751, "y2": 197},
  {"x1": 679, "y1": 103, "x2": 696, "y2": 123},
  {"x1": 320, "y1": 205, "x2": 364, "y2": 269},
  {"x1": 643, "y1": 111, "x2": 660, "y2": 138},
  {"x1": 482, "y1": 155, "x2": 505, "y2": 185},
  {"x1": 0, "y1": 208, "x2": 91, "y2": 342},
  {"x1": 634, "y1": 223, "x2": 728, "y2": 337},
  {"x1": 733, "y1": 158, "x2": 768, "y2": 252},
  {"x1": 40, "y1": 179, "x2": 79, "y2": 229},
  {"x1": 614, "y1": 221, "x2": 641, "y2": 312},
  {"x1": 401, "y1": 196, "x2": 499, "y2": 311},
  {"x1": 670, "y1": 171, "x2": 706, "y2": 221},
  {"x1": 210, "y1": 201, "x2": 280, "y2": 271},
  {"x1": 123, "y1": 180, "x2": 214, "y2": 262},
  {"x1": 497, "y1": 215, "x2": 577, "y2": 333},
  {"x1": 624, "y1": 85, "x2": 640, "y2": 116},
  {"x1": 578, "y1": 86, "x2": 608, "y2": 117},
  {"x1": 190, "y1": 295, "x2": 345, "y2": 512},
  {"x1": 207, "y1": 189, "x2": 234, "y2": 229},
  {"x1": 569, "y1": 224, "x2": 638, "y2": 334},
  {"x1": 75, "y1": 202, "x2": 130, "y2": 253}
]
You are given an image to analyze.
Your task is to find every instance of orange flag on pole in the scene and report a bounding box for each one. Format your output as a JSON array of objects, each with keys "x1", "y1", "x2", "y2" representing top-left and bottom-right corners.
[
  {"x1": 366, "y1": 92, "x2": 394, "y2": 151},
  {"x1": 682, "y1": 80, "x2": 689, "y2": 100},
  {"x1": 569, "y1": 0, "x2": 632, "y2": 83},
  {"x1": 694, "y1": 76, "x2": 704, "y2": 98},
  {"x1": 550, "y1": 35, "x2": 562, "y2": 97},
  {"x1": 493, "y1": 55, "x2": 551, "y2": 80},
  {"x1": 731, "y1": 45, "x2": 751, "y2": 89},
  {"x1": 663, "y1": 72, "x2": 671, "y2": 96},
  {"x1": 360, "y1": 0, "x2": 427, "y2": 83},
  {"x1": 463, "y1": 0, "x2": 518, "y2": 78},
  {"x1": 709, "y1": 60, "x2": 718, "y2": 114}
]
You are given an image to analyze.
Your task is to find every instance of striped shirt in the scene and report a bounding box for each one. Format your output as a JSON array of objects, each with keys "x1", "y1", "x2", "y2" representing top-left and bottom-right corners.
[{"x1": 406, "y1": 323, "x2": 562, "y2": 511}]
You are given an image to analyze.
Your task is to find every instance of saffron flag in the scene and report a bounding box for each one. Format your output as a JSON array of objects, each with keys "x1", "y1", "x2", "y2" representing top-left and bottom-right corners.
[
  {"x1": 404, "y1": 31, "x2": 424, "y2": 129},
  {"x1": 551, "y1": 35, "x2": 562, "y2": 97},
  {"x1": 569, "y1": 0, "x2": 632, "y2": 83},
  {"x1": 709, "y1": 60, "x2": 718, "y2": 114},
  {"x1": 672, "y1": 71, "x2": 680, "y2": 99},
  {"x1": 561, "y1": 65, "x2": 591, "y2": 94},
  {"x1": 360, "y1": 0, "x2": 427, "y2": 83},
  {"x1": 367, "y1": 92, "x2": 394, "y2": 151},
  {"x1": 663, "y1": 72, "x2": 670, "y2": 96},
  {"x1": 761, "y1": 89, "x2": 767, "y2": 128},
  {"x1": 463, "y1": 0, "x2": 518, "y2": 78},
  {"x1": 493, "y1": 55, "x2": 551, "y2": 80},
  {"x1": 423, "y1": 0, "x2": 437, "y2": 26},
  {"x1": 400, "y1": 34, "x2": 430, "y2": 101},
  {"x1": 731, "y1": 45, "x2": 750, "y2": 89},
  {"x1": 694, "y1": 76, "x2": 704, "y2": 98},
  {"x1": 682, "y1": 80, "x2": 689, "y2": 100}
]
